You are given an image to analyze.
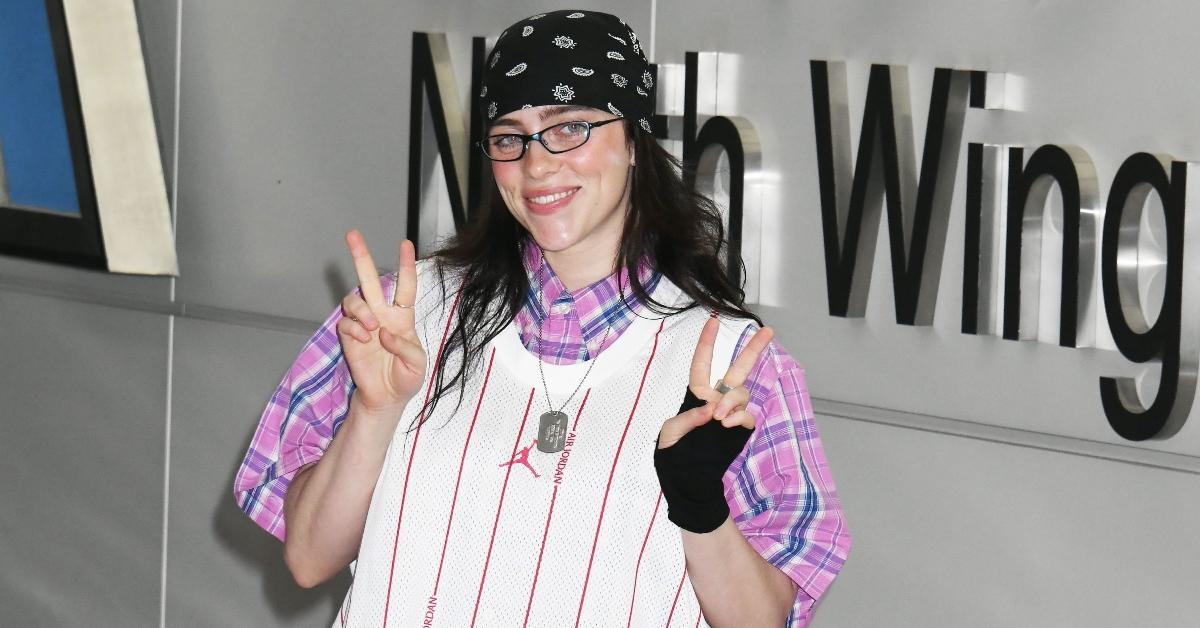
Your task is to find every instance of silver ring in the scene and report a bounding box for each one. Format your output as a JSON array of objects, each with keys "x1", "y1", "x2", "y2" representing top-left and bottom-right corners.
[{"x1": 714, "y1": 379, "x2": 733, "y2": 394}]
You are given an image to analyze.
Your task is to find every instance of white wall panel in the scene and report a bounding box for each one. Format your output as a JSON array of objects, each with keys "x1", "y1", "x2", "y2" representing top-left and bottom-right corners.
[
  {"x1": 813, "y1": 415, "x2": 1200, "y2": 627},
  {"x1": 0, "y1": 291, "x2": 167, "y2": 626},
  {"x1": 165, "y1": 316, "x2": 348, "y2": 627}
]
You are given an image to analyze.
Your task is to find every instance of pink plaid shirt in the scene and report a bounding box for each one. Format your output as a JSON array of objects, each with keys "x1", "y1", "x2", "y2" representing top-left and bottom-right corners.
[{"x1": 234, "y1": 247, "x2": 849, "y2": 625}]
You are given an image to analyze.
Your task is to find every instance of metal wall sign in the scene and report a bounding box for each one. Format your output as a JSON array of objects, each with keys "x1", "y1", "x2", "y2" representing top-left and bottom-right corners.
[
  {"x1": 809, "y1": 60, "x2": 1197, "y2": 442},
  {"x1": 404, "y1": 31, "x2": 1196, "y2": 443}
]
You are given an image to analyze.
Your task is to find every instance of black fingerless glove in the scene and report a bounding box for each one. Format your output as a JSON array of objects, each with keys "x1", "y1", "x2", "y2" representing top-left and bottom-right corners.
[{"x1": 653, "y1": 388, "x2": 753, "y2": 533}]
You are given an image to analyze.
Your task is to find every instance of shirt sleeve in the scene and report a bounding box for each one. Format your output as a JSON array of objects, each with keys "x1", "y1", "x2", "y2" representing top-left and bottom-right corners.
[
  {"x1": 232, "y1": 265, "x2": 449, "y2": 541},
  {"x1": 231, "y1": 296, "x2": 363, "y2": 541},
  {"x1": 722, "y1": 326, "x2": 852, "y2": 627}
]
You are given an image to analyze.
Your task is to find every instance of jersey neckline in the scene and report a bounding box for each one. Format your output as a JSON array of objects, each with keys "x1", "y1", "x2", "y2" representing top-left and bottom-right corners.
[{"x1": 491, "y1": 277, "x2": 686, "y2": 393}]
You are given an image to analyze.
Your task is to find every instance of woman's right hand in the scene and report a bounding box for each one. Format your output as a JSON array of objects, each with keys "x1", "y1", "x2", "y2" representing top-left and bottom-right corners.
[{"x1": 336, "y1": 230, "x2": 427, "y2": 415}]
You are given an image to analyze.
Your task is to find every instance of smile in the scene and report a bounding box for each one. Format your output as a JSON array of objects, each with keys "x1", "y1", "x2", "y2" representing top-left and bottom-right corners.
[{"x1": 525, "y1": 187, "x2": 579, "y2": 212}]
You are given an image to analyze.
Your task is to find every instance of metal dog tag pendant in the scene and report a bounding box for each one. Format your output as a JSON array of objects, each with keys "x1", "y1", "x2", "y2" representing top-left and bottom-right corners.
[{"x1": 537, "y1": 411, "x2": 569, "y2": 453}]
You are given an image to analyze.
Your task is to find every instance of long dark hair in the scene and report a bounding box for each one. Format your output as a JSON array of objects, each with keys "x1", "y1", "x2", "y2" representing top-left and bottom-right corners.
[{"x1": 414, "y1": 124, "x2": 762, "y2": 427}]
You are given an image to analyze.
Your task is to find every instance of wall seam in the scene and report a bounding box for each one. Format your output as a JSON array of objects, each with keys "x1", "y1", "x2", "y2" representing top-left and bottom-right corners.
[
  {"x1": 158, "y1": 0, "x2": 183, "y2": 625},
  {"x1": 9, "y1": 0, "x2": 1200, "y2": 541},
  {"x1": 4, "y1": 270, "x2": 1200, "y2": 475},
  {"x1": 0, "y1": 275, "x2": 320, "y2": 334},
  {"x1": 815, "y1": 397, "x2": 1200, "y2": 476}
]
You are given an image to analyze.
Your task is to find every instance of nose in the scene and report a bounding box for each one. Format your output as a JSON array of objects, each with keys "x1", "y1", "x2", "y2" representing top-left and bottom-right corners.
[{"x1": 522, "y1": 139, "x2": 560, "y2": 178}]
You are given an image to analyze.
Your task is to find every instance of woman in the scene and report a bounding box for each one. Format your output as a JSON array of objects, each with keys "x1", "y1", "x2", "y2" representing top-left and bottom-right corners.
[{"x1": 235, "y1": 10, "x2": 849, "y2": 627}]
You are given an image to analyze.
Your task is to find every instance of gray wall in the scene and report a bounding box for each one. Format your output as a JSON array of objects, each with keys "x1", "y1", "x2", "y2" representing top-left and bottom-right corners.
[{"x1": 2, "y1": 1, "x2": 1199, "y2": 626}]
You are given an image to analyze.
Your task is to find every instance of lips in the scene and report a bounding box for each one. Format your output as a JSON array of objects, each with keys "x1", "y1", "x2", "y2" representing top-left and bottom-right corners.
[{"x1": 524, "y1": 187, "x2": 579, "y2": 214}]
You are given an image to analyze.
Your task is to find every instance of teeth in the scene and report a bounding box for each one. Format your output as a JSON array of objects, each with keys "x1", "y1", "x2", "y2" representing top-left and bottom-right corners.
[{"x1": 528, "y1": 189, "x2": 575, "y2": 205}]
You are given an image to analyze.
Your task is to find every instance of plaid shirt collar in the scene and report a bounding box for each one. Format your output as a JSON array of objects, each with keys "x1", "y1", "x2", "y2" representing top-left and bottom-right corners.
[{"x1": 516, "y1": 240, "x2": 660, "y2": 363}]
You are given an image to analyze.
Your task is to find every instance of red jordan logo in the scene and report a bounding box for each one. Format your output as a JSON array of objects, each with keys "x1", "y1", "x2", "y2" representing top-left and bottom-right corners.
[{"x1": 499, "y1": 439, "x2": 540, "y2": 478}]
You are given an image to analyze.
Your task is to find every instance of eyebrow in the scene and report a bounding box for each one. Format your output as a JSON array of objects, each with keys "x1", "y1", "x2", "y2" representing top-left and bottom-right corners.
[{"x1": 490, "y1": 105, "x2": 595, "y2": 130}]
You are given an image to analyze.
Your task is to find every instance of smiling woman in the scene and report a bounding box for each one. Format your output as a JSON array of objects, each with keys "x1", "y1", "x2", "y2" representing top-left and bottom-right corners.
[{"x1": 234, "y1": 9, "x2": 849, "y2": 628}]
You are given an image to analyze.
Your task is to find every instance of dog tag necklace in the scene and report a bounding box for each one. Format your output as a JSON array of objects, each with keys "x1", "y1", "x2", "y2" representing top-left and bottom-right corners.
[{"x1": 535, "y1": 314, "x2": 612, "y2": 454}]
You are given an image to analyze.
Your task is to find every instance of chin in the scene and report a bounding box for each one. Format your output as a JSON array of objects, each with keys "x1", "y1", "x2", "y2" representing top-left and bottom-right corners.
[{"x1": 527, "y1": 232, "x2": 580, "y2": 254}]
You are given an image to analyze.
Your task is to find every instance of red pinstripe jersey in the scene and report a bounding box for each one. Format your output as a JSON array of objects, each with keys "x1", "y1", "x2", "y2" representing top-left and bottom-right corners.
[{"x1": 336, "y1": 275, "x2": 747, "y2": 628}]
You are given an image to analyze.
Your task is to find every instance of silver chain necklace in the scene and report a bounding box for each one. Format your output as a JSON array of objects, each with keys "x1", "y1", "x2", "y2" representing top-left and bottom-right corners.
[{"x1": 534, "y1": 310, "x2": 612, "y2": 454}]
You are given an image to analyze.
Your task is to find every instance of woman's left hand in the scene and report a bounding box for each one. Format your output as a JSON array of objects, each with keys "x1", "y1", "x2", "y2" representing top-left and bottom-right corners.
[
  {"x1": 653, "y1": 317, "x2": 774, "y2": 534},
  {"x1": 656, "y1": 317, "x2": 774, "y2": 449}
]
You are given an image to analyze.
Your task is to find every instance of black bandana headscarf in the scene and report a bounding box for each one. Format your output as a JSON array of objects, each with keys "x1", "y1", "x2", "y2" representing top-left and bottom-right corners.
[{"x1": 479, "y1": 10, "x2": 655, "y2": 133}]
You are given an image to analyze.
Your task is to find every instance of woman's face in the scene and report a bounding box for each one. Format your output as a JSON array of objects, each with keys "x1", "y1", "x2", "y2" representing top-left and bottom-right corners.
[{"x1": 489, "y1": 105, "x2": 634, "y2": 261}]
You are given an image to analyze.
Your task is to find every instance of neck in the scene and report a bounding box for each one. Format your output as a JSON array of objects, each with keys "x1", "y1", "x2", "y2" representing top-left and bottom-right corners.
[{"x1": 541, "y1": 240, "x2": 620, "y2": 292}]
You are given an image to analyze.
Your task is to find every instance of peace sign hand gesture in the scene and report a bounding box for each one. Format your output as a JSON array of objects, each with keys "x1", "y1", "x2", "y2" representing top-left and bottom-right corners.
[
  {"x1": 335, "y1": 230, "x2": 427, "y2": 416},
  {"x1": 653, "y1": 316, "x2": 774, "y2": 534},
  {"x1": 657, "y1": 316, "x2": 774, "y2": 448}
]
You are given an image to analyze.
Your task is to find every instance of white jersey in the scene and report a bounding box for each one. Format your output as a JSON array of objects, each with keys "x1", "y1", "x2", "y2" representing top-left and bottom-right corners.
[{"x1": 335, "y1": 271, "x2": 751, "y2": 627}]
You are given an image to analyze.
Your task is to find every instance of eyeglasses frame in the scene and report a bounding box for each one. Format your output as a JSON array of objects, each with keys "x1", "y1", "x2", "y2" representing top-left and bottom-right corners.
[{"x1": 476, "y1": 117, "x2": 625, "y2": 162}]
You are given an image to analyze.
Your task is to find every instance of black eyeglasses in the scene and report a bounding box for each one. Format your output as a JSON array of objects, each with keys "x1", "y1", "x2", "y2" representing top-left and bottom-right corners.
[{"x1": 477, "y1": 118, "x2": 624, "y2": 162}]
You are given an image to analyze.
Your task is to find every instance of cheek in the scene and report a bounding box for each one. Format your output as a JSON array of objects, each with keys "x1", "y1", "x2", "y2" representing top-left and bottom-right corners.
[
  {"x1": 491, "y1": 163, "x2": 524, "y2": 208},
  {"x1": 491, "y1": 162, "x2": 518, "y2": 189},
  {"x1": 596, "y1": 152, "x2": 634, "y2": 192},
  {"x1": 566, "y1": 146, "x2": 630, "y2": 181}
]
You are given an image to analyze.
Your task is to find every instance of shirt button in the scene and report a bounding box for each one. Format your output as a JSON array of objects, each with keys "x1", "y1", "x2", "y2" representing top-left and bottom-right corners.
[{"x1": 552, "y1": 303, "x2": 571, "y2": 314}]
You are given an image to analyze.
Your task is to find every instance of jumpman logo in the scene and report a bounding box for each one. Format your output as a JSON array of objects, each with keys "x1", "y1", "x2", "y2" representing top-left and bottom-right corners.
[{"x1": 499, "y1": 439, "x2": 540, "y2": 478}]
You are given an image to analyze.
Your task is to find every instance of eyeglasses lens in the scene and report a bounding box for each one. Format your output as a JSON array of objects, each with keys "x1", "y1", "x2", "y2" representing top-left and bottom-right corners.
[{"x1": 483, "y1": 121, "x2": 592, "y2": 161}]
